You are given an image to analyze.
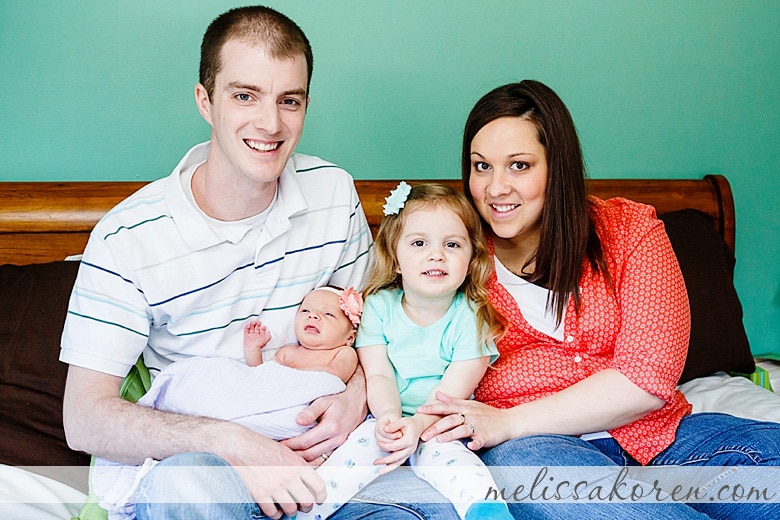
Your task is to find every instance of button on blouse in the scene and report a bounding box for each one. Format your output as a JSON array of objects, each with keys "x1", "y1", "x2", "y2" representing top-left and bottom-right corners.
[{"x1": 475, "y1": 197, "x2": 693, "y2": 465}]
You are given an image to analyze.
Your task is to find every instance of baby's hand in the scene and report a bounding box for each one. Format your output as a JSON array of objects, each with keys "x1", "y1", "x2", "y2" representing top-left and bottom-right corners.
[
  {"x1": 244, "y1": 322, "x2": 271, "y2": 367},
  {"x1": 244, "y1": 322, "x2": 271, "y2": 348}
]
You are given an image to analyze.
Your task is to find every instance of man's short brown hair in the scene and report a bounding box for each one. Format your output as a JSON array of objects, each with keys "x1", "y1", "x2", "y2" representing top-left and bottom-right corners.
[{"x1": 199, "y1": 5, "x2": 313, "y2": 99}]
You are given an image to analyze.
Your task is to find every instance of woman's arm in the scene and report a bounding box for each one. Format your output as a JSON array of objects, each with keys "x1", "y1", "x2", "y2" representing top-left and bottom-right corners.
[
  {"x1": 422, "y1": 214, "x2": 684, "y2": 449},
  {"x1": 420, "y1": 368, "x2": 663, "y2": 450}
]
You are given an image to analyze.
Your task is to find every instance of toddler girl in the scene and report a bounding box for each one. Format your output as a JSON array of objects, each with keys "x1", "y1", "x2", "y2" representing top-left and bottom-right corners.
[{"x1": 301, "y1": 183, "x2": 511, "y2": 520}]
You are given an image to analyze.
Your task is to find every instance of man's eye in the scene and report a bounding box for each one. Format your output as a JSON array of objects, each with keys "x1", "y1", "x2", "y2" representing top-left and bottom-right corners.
[
  {"x1": 281, "y1": 98, "x2": 300, "y2": 106},
  {"x1": 236, "y1": 93, "x2": 252, "y2": 102}
]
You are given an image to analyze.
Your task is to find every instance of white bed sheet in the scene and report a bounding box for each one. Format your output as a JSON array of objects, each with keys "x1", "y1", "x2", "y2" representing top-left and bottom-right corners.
[
  {"x1": 3, "y1": 361, "x2": 779, "y2": 520},
  {"x1": 679, "y1": 360, "x2": 780, "y2": 423},
  {"x1": 0, "y1": 465, "x2": 86, "y2": 520}
]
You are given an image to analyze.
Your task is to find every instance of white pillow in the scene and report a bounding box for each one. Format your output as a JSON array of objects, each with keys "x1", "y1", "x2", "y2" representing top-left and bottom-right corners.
[
  {"x1": 0, "y1": 464, "x2": 86, "y2": 520},
  {"x1": 679, "y1": 372, "x2": 780, "y2": 423}
]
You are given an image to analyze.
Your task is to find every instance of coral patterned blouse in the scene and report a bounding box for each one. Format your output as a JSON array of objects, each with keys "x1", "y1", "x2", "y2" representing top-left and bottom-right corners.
[{"x1": 475, "y1": 197, "x2": 693, "y2": 465}]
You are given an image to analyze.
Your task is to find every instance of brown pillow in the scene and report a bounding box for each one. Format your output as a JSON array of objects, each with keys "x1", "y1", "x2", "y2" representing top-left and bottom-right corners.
[
  {"x1": 659, "y1": 210, "x2": 755, "y2": 384},
  {"x1": 0, "y1": 261, "x2": 90, "y2": 471}
]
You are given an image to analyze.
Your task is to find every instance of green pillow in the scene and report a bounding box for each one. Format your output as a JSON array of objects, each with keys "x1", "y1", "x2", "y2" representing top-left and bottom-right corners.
[
  {"x1": 73, "y1": 356, "x2": 151, "y2": 520},
  {"x1": 119, "y1": 356, "x2": 152, "y2": 403}
]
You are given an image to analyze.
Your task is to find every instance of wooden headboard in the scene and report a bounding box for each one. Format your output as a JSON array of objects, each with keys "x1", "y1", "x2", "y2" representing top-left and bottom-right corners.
[{"x1": 0, "y1": 175, "x2": 734, "y2": 266}]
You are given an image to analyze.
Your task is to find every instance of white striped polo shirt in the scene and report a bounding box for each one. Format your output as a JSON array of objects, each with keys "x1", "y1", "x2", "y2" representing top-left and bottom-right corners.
[{"x1": 60, "y1": 142, "x2": 373, "y2": 377}]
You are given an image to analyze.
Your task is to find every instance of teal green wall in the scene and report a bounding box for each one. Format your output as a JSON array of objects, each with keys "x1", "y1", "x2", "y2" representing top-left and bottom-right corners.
[{"x1": 2, "y1": 1, "x2": 778, "y2": 357}]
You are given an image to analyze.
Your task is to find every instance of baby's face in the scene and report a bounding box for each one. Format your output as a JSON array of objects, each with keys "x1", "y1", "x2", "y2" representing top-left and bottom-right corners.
[{"x1": 295, "y1": 290, "x2": 356, "y2": 350}]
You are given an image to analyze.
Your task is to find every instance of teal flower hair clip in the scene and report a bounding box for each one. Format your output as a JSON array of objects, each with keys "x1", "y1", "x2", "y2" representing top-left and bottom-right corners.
[{"x1": 383, "y1": 181, "x2": 412, "y2": 216}]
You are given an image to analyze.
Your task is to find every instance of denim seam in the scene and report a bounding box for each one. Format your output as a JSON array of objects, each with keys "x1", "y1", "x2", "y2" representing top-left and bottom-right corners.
[
  {"x1": 677, "y1": 446, "x2": 764, "y2": 466},
  {"x1": 690, "y1": 465, "x2": 741, "y2": 497},
  {"x1": 347, "y1": 496, "x2": 427, "y2": 519}
]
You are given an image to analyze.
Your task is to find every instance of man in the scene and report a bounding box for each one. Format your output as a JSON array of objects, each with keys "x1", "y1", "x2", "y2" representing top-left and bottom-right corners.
[{"x1": 61, "y1": 6, "x2": 377, "y2": 519}]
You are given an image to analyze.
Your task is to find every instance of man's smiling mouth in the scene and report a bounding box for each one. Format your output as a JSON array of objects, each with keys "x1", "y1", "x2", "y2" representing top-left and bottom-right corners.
[{"x1": 246, "y1": 139, "x2": 280, "y2": 152}]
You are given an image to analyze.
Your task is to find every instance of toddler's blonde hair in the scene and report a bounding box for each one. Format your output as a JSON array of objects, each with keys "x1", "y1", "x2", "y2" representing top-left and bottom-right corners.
[{"x1": 364, "y1": 183, "x2": 505, "y2": 348}]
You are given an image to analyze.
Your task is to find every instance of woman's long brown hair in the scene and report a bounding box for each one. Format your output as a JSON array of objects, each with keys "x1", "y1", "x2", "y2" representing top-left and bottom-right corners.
[{"x1": 461, "y1": 80, "x2": 612, "y2": 324}]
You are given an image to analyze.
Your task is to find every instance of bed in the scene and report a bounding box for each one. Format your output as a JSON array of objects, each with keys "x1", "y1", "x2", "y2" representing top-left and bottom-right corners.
[{"x1": 1, "y1": 175, "x2": 778, "y2": 519}]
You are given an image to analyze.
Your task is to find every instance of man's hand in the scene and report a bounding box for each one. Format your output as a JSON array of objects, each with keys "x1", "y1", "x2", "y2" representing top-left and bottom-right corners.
[
  {"x1": 281, "y1": 367, "x2": 367, "y2": 463},
  {"x1": 63, "y1": 366, "x2": 326, "y2": 519},
  {"x1": 225, "y1": 425, "x2": 326, "y2": 519}
]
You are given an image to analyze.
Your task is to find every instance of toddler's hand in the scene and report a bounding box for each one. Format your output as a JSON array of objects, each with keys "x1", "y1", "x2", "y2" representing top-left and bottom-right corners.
[
  {"x1": 374, "y1": 413, "x2": 401, "y2": 443},
  {"x1": 373, "y1": 416, "x2": 422, "y2": 473}
]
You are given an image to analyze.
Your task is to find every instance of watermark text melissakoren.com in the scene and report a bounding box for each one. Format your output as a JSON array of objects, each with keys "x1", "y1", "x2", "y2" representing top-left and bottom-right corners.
[{"x1": 484, "y1": 466, "x2": 778, "y2": 504}]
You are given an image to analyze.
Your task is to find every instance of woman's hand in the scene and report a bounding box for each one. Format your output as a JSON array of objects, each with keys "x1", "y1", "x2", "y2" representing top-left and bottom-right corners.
[{"x1": 418, "y1": 391, "x2": 512, "y2": 450}]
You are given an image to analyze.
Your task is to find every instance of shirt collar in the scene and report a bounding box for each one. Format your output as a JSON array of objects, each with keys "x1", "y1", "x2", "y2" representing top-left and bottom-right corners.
[{"x1": 165, "y1": 142, "x2": 308, "y2": 251}]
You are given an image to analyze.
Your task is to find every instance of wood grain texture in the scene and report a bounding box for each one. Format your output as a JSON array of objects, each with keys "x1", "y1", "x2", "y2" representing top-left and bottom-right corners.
[{"x1": 0, "y1": 175, "x2": 733, "y2": 265}]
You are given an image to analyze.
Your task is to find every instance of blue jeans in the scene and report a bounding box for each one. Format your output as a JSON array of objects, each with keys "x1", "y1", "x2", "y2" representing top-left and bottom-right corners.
[
  {"x1": 135, "y1": 452, "x2": 458, "y2": 519},
  {"x1": 480, "y1": 413, "x2": 780, "y2": 519}
]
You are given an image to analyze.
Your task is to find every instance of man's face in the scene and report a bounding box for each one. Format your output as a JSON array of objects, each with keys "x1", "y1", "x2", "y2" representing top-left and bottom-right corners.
[{"x1": 196, "y1": 39, "x2": 309, "y2": 185}]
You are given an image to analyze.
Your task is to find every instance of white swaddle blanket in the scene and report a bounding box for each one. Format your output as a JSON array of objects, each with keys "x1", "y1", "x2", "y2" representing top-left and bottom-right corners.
[{"x1": 92, "y1": 357, "x2": 346, "y2": 520}]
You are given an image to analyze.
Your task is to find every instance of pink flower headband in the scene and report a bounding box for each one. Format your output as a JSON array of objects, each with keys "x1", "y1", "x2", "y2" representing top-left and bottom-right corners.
[{"x1": 313, "y1": 286, "x2": 364, "y2": 327}]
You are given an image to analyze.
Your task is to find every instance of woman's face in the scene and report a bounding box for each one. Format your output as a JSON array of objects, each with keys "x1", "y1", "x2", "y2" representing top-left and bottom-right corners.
[{"x1": 468, "y1": 117, "x2": 548, "y2": 247}]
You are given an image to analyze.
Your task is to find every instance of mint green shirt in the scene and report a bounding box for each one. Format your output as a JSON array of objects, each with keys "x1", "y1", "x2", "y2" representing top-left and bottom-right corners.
[{"x1": 355, "y1": 289, "x2": 498, "y2": 415}]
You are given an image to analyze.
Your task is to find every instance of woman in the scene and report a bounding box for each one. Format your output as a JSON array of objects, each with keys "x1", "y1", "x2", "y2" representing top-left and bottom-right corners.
[{"x1": 419, "y1": 80, "x2": 780, "y2": 519}]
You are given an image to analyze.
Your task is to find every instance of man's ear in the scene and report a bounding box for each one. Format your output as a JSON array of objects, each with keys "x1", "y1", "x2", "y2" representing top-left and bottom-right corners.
[{"x1": 194, "y1": 83, "x2": 213, "y2": 125}]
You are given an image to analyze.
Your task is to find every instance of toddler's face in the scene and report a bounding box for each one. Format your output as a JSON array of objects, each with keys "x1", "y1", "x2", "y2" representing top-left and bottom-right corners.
[
  {"x1": 295, "y1": 290, "x2": 356, "y2": 349},
  {"x1": 395, "y1": 205, "x2": 472, "y2": 301}
]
